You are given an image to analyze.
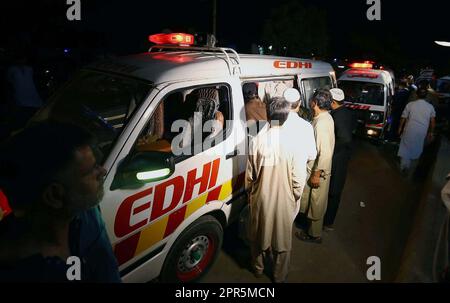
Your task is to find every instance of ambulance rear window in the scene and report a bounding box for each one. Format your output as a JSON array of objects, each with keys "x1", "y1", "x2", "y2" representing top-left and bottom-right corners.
[{"x1": 33, "y1": 70, "x2": 153, "y2": 160}]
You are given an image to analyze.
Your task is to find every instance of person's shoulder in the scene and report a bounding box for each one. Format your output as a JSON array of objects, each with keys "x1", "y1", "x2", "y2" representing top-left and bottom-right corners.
[
  {"x1": 415, "y1": 99, "x2": 433, "y2": 108},
  {"x1": 286, "y1": 113, "x2": 313, "y2": 132},
  {"x1": 343, "y1": 107, "x2": 355, "y2": 120},
  {"x1": 323, "y1": 112, "x2": 334, "y2": 123},
  {"x1": 293, "y1": 113, "x2": 312, "y2": 126},
  {"x1": 315, "y1": 113, "x2": 333, "y2": 129},
  {"x1": 332, "y1": 106, "x2": 348, "y2": 117},
  {"x1": 424, "y1": 100, "x2": 436, "y2": 111}
]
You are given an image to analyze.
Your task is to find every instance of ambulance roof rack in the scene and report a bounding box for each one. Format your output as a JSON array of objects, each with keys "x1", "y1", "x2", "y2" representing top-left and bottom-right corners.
[{"x1": 149, "y1": 44, "x2": 242, "y2": 76}]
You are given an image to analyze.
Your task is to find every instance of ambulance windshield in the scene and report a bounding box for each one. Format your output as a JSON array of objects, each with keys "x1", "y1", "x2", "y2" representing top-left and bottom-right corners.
[
  {"x1": 338, "y1": 80, "x2": 385, "y2": 106},
  {"x1": 32, "y1": 70, "x2": 152, "y2": 161}
]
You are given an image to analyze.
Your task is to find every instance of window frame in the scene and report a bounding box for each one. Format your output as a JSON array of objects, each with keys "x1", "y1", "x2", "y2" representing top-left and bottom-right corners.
[
  {"x1": 131, "y1": 82, "x2": 234, "y2": 164},
  {"x1": 300, "y1": 75, "x2": 334, "y2": 109}
]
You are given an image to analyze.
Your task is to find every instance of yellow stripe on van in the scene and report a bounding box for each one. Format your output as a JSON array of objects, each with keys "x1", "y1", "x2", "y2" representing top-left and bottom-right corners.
[
  {"x1": 218, "y1": 179, "x2": 233, "y2": 201},
  {"x1": 135, "y1": 215, "x2": 169, "y2": 256},
  {"x1": 185, "y1": 192, "x2": 208, "y2": 219}
]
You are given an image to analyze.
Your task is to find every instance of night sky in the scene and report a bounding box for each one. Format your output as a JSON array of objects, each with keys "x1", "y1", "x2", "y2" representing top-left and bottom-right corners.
[{"x1": 0, "y1": 0, "x2": 449, "y2": 74}]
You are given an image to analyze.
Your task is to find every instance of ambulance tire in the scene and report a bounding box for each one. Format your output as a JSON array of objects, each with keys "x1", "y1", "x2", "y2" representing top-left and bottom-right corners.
[{"x1": 160, "y1": 215, "x2": 223, "y2": 283}]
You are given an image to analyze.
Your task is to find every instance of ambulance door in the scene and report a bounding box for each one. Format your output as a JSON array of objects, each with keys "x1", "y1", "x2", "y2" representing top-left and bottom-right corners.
[{"x1": 99, "y1": 78, "x2": 246, "y2": 281}]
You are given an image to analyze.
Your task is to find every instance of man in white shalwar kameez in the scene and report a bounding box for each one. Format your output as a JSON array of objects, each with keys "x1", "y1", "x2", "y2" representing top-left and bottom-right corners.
[
  {"x1": 245, "y1": 97, "x2": 306, "y2": 283},
  {"x1": 282, "y1": 88, "x2": 318, "y2": 187},
  {"x1": 398, "y1": 83, "x2": 436, "y2": 175}
]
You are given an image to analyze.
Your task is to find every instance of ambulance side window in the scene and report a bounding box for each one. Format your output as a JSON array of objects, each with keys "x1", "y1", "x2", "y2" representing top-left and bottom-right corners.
[
  {"x1": 256, "y1": 79, "x2": 295, "y2": 104},
  {"x1": 133, "y1": 84, "x2": 232, "y2": 159}
]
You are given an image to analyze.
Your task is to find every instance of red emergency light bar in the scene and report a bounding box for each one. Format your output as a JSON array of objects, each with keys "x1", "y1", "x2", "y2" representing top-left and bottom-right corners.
[
  {"x1": 0, "y1": 189, "x2": 12, "y2": 220},
  {"x1": 346, "y1": 69, "x2": 379, "y2": 79},
  {"x1": 349, "y1": 61, "x2": 374, "y2": 69},
  {"x1": 149, "y1": 33, "x2": 194, "y2": 46}
]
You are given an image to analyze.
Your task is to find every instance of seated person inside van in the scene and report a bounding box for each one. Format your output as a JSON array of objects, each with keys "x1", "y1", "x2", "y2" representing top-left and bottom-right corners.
[
  {"x1": 244, "y1": 82, "x2": 267, "y2": 122},
  {"x1": 136, "y1": 88, "x2": 224, "y2": 154},
  {"x1": 243, "y1": 82, "x2": 267, "y2": 135},
  {"x1": 179, "y1": 88, "x2": 224, "y2": 150}
]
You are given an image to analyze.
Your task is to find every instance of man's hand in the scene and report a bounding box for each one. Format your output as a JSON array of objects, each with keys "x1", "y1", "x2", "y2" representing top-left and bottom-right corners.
[
  {"x1": 309, "y1": 171, "x2": 321, "y2": 188},
  {"x1": 426, "y1": 132, "x2": 434, "y2": 144}
]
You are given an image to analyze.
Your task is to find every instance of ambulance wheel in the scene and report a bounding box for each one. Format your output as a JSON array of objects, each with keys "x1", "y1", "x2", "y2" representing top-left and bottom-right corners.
[{"x1": 160, "y1": 215, "x2": 223, "y2": 283}]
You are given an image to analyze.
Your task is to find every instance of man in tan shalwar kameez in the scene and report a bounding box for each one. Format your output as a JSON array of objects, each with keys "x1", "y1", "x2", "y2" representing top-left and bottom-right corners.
[
  {"x1": 245, "y1": 97, "x2": 306, "y2": 283},
  {"x1": 297, "y1": 89, "x2": 335, "y2": 243}
]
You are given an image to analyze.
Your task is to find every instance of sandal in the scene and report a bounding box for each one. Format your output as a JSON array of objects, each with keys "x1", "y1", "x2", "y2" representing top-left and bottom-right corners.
[{"x1": 295, "y1": 231, "x2": 322, "y2": 244}]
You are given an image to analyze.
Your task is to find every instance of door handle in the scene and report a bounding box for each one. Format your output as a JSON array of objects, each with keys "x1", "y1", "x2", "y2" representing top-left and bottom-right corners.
[{"x1": 226, "y1": 149, "x2": 238, "y2": 160}]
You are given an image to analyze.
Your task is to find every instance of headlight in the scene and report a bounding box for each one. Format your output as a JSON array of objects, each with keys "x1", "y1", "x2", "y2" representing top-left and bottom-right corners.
[{"x1": 367, "y1": 129, "x2": 378, "y2": 136}]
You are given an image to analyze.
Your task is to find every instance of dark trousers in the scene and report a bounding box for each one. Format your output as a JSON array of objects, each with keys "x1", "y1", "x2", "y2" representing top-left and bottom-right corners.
[
  {"x1": 324, "y1": 151, "x2": 351, "y2": 226},
  {"x1": 386, "y1": 112, "x2": 402, "y2": 141}
]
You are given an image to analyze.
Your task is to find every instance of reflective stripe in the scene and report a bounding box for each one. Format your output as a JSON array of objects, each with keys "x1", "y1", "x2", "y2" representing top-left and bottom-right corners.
[{"x1": 344, "y1": 103, "x2": 371, "y2": 110}]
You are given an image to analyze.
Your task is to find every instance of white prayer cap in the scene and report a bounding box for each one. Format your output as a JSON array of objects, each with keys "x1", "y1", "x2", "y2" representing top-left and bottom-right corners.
[
  {"x1": 330, "y1": 88, "x2": 345, "y2": 102},
  {"x1": 283, "y1": 88, "x2": 301, "y2": 103}
]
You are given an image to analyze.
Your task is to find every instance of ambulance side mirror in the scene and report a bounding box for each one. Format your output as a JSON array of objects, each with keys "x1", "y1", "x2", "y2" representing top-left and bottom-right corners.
[{"x1": 111, "y1": 152, "x2": 175, "y2": 190}]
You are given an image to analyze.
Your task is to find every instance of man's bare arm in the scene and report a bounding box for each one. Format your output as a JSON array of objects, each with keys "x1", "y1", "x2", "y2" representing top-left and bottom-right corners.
[
  {"x1": 429, "y1": 117, "x2": 436, "y2": 134},
  {"x1": 398, "y1": 118, "x2": 406, "y2": 135}
]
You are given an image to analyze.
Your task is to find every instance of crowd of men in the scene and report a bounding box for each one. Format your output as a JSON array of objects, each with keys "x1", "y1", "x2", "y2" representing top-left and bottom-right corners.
[
  {"x1": 244, "y1": 76, "x2": 440, "y2": 283},
  {"x1": 0, "y1": 77, "x2": 441, "y2": 283},
  {"x1": 244, "y1": 87, "x2": 355, "y2": 283}
]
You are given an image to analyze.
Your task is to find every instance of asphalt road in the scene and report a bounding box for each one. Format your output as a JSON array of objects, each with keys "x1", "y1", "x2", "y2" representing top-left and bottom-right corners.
[{"x1": 203, "y1": 138, "x2": 436, "y2": 283}]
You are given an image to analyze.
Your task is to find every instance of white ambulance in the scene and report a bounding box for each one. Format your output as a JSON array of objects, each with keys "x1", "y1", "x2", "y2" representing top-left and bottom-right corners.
[
  {"x1": 338, "y1": 63, "x2": 395, "y2": 139},
  {"x1": 33, "y1": 33, "x2": 336, "y2": 282}
]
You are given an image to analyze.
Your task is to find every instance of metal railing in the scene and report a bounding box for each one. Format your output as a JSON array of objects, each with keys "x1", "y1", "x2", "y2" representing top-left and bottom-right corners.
[{"x1": 148, "y1": 45, "x2": 242, "y2": 76}]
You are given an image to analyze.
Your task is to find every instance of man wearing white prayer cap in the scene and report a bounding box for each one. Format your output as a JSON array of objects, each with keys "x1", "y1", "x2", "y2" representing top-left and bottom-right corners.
[
  {"x1": 330, "y1": 88, "x2": 345, "y2": 102},
  {"x1": 323, "y1": 88, "x2": 356, "y2": 231},
  {"x1": 281, "y1": 88, "x2": 317, "y2": 217}
]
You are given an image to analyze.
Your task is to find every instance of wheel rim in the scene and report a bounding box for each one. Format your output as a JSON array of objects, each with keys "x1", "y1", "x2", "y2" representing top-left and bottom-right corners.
[{"x1": 176, "y1": 234, "x2": 216, "y2": 282}]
